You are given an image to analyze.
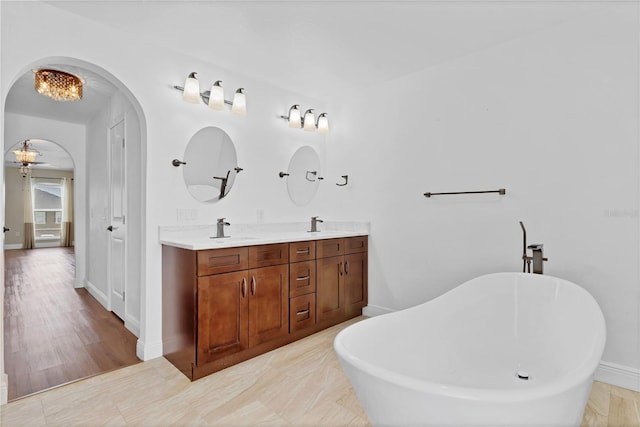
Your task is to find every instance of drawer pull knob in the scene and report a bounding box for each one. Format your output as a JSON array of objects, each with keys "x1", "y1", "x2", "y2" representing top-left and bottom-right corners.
[
  {"x1": 297, "y1": 309, "x2": 310, "y2": 316},
  {"x1": 296, "y1": 249, "x2": 310, "y2": 254},
  {"x1": 296, "y1": 275, "x2": 310, "y2": 281}
]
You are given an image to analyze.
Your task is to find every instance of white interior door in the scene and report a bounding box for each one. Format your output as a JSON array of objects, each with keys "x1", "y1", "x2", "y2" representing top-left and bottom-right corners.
[{"x1": 108, "y1": 118, "x2": 126, "y2": 320}]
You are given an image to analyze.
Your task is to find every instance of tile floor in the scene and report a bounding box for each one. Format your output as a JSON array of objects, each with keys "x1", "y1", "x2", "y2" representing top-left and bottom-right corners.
[{"x1": 1, "y1": 317, "x2": 639, "y2": 426}]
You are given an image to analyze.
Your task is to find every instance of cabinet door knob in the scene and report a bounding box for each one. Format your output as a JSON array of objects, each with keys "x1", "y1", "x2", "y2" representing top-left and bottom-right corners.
[
  {"x1": 251, "y1": 276, "x2": 256, "y2": 295},
  {"x1": 242, "y1": 277, "x2": 247, "y2": 298}
]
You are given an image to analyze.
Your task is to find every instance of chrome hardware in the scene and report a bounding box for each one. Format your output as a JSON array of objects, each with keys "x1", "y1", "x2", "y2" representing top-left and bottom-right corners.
[
  {"x1": 296, "y1": 309, "x2": 310, "y2": 316},
  {"x1": 520, "y1": 221, "x2": 548, "y2": 274},
  {"x1": 296, "y1": 276, "x2": 310, "y2": 281},
  {"x1": 309, "y1": 216, "x2": 323, "y2": 233},
  {"x1": 424, "y1": 188, "x2": 506, "y2": 198},
  {"x1": 336, "y1": 175, "x2": 349, "y2": 186},
  {"x1": 214, "y1": 218, "x2": 231, "y2": 239}
]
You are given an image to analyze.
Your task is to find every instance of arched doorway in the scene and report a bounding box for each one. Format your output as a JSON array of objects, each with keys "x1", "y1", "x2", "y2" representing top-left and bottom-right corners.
[{"x1": 2, "y1": 58, "x2": 147, "y2": 401}]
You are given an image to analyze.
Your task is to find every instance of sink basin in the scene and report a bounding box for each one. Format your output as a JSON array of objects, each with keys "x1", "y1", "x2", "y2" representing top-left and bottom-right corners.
[{"x1": 209, "y1": 236, "x2": 256, "y2": 242}]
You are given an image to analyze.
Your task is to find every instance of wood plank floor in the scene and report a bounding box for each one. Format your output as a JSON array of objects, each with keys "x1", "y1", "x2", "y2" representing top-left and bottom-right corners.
[
  {"x1": 1, "y1": 316, "x2": 638, "y2": 426},
  {"x1": 3, "y1": 247, "x2": 140, "y2": 401}
]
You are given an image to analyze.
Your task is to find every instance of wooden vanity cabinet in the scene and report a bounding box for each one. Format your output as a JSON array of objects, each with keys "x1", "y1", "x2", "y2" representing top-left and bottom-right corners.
[
  {"x1": 317, "y1": 236, "x2": 368, "y2": 326},
  {"x1": 162, "y1": 235, "x2": 367, "y2": 380}
]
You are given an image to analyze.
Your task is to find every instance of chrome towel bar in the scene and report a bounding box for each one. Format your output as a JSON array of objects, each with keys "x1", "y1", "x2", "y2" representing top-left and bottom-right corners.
[{"x1": 424, "y1": 188, "x2": 506, "y2": 198}]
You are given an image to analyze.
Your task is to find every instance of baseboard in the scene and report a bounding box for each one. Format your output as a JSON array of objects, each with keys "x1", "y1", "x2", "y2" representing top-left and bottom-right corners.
[
  {"x1": 3, "y1": 243, "x2": 22, "y2": 250},
  {"x1": 596, "y1": 361, "x2": 640, "y2": 392},
  {"x1": 125, "y1": 315, "x2": 140, "y2": 338},
  {"x1": 85, "y1": 280, "x2": 109, "y2": 310},
  {"x1": 362, "y1": 304, "x2": 396, "y2": 317},
  {"x1": 34, "y1": 241, "x2": 62, "y2": 249},
  {"x1": 0, "y1": 373, "x2": 7, "y2": 405},
  {"x1": 136, "y1": 339, "x2": 163, "y2": 361},
  {"x1": 74, "y1": 277, "x2": 85, "y2": 289}
]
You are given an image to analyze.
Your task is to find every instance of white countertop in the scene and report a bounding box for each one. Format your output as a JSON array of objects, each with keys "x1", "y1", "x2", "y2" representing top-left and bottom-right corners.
[{"x1": 159, "y1": 221, "x2": 369, "y2": 250}]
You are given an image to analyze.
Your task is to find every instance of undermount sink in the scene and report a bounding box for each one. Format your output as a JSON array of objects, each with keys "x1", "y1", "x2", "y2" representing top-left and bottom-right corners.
[{"x1": 209, "y1": 236, "x2": 256, "y2": 242}]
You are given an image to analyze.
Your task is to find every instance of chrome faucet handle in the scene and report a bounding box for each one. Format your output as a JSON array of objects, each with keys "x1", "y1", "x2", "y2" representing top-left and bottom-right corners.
[{"x1": 217, "y1": 217, "x2": 230, "y2": 225}]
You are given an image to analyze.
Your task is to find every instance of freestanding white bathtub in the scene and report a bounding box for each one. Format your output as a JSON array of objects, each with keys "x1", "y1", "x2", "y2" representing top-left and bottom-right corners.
[{"x1": 334, "y1": 272, "x2": 606, "y2": 426}]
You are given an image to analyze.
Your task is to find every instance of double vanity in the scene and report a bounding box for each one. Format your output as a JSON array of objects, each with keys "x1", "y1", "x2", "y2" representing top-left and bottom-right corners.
[{"x1": 160, "y1": 222, "x2": 368, "y2": 380}]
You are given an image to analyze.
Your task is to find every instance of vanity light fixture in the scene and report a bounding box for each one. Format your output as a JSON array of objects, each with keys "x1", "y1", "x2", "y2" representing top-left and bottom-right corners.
[
  {"x1": 174, "y1": 72, "x2": 246, "y2": 115},
  {"x1": 280, "y1": 105, "x2": 329, "y2": 134}
]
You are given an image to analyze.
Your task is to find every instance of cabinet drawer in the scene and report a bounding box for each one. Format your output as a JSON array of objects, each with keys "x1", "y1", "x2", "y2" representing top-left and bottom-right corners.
[
  {"x1": 289, "y1": 241, "x2": 316, "y2": 262},
  {"x1": 289, "y1": 260, "x2": 316, "y2": 298},
  {"x1": 197, "y1": 247, "x2": 249, "y2": 276},
  {"x1": 316, "y1": 238, "x2": 344, "y2": 258},
  {"x1": 249, "y1": 243, "x2": 289, "y2": 268},
  {"x1": 290, "y1": 293, "x2": 316, "y2": 333},
  {"x1": 345, "y1": 236, "x2": 368, "y2": 254}
]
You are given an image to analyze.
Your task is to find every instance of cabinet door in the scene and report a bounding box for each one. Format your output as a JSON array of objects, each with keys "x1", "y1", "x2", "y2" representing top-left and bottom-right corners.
[
  {"x1": 249, "y1": 264, "x2": 289, "y2": 346},
  {"x1": 344, "y1": 252, "x2": 367, "y2": 317},
  {"x1": 197, "y1": 271, "x2": 249, "y2": 365},
  {"x1": 317, "y1": 256, "x2": 344, "y2": 323}
]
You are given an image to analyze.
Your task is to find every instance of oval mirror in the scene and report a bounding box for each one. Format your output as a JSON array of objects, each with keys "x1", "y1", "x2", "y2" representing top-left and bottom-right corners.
[
  {"x1": 286, "y1": 146, "x2": 321, "y2": 206},
  {"x1": 183, "y1": 127, "x2": 239, "y2": 203}
]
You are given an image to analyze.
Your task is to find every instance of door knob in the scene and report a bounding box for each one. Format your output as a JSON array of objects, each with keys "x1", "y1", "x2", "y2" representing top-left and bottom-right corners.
[
  {"x1": 107, "y1": 225, "x2": 118, "y2": 232},
  {"x1": 3, "y1": 226, "x2": 9, "y2": 233}
]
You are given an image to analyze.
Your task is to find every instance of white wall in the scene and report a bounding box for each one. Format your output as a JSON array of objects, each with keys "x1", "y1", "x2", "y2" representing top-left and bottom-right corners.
[
  {"x1": 3, "y1": 113, "x2": 87, "y2": 287},
  {"x1": 324, "y1": 3, "x2": 640, "y2": 386}
]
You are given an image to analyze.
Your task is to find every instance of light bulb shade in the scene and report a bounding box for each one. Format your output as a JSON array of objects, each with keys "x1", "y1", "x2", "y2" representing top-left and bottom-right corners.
[
  {"x1": 231, "y1": 88, "x2": 246, "y2": 116},
  {"x1": 288, "y1": 105, "x2": 302, "y2": 128},
  {"x1": 317, "y1": 113, "x2": 329, "y2": 135},
  {"x1": 303, "y1": 109, "x2": 316, "y2": 131},
  {"x1": 182, "y1": 72, "x2": 201, "y2": 104},
  {"x1": 208, "y1": 81, "x2": 225, "y2": 110}
]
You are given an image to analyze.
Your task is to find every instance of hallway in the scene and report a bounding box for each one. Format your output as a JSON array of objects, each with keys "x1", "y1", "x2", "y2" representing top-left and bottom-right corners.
[{"x1": 3, "y1": 247, "x2": 139, "y2": 401}]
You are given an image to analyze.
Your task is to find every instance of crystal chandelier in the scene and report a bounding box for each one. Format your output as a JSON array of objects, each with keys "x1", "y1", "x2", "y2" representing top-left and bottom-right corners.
[
  {"x1": 13, "y1": 140, "x2": 40, "y2": 164},
  {"x1": 34, "y1": 69, "x2": 83, "y2": 101}
]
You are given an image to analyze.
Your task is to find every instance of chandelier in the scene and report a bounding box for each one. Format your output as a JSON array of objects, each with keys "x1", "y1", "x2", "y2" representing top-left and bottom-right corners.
[
  {"x1": 13, "y1": 140, "x2": 40, "y2": 164},
  {"x1": 34, "y1": 69, "x2": 83, "y2": 101}
]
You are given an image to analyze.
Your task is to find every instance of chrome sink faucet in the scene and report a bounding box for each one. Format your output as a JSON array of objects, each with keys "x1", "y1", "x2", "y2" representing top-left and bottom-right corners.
[
  {"x1": 309, "y1": 216, "x2": 323, "y2": 233},
  {"x1": 215, "y1": 218, "x2": 231, "y2": 238}
]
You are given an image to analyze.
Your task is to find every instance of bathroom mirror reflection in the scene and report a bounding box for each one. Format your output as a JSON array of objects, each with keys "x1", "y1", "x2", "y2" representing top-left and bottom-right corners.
[
  {"x1": 286, "y1": 146, "x2": 321, "y2": 206},
  {"x1": 183, "y1": 126, "x2": 239, "y2": 203}
]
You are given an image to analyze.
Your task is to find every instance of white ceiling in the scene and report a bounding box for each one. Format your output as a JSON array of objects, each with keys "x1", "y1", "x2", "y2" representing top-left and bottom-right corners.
[{"x1": 39, "y1": 1, "x2": 581, "y2": 101}]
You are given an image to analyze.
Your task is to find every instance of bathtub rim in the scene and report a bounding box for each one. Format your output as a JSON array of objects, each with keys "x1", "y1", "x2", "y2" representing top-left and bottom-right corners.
[{"x1": 334, "y1": 272, "x2": 607, "y2": 403}]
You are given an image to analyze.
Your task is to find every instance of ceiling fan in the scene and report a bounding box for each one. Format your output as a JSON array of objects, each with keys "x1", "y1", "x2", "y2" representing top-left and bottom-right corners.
[{"x1": 11, "y1": 140, "x2": 48, "y2": 166}]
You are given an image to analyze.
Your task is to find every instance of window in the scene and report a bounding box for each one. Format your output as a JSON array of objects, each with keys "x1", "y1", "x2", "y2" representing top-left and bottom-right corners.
[{"x1": 31, "y1": 179, "x2": 64, "y2": 241}]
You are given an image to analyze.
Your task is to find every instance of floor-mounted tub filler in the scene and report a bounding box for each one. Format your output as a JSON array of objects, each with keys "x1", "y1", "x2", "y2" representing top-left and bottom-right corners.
[{"x1": 334, "y1": 272, "x2": 606, "y2": 426}]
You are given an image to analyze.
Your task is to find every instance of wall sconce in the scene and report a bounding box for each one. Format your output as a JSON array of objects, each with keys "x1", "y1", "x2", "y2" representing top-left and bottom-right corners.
[
  {"x1": 280, "y1": 105, "x2": 329, "y2": 134},
  {"x1": 174, "y1": 72, "x2": 246, "y2": 116}
]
